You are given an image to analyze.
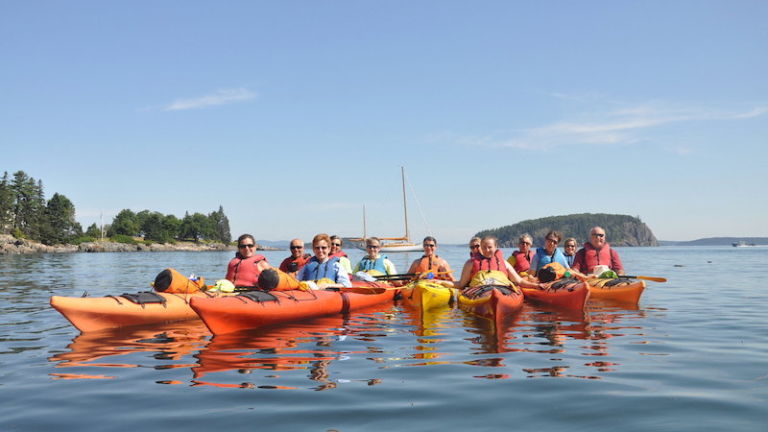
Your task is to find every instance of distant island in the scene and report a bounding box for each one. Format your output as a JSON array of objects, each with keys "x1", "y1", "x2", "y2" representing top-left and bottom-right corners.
[
  {"x1": 476, "y1": 213, "x2": 658, "y2": 247},
  {"x1": 659, "y1": 237, "x2": 768, "y2": 246}
]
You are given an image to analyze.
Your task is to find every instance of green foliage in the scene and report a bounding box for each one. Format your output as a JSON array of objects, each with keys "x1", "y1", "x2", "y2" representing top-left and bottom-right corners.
[
  {"x1": 108, "y1": 209, "x2": 139, "y2": 237},
  {"x1": 10, "y1": 171, "x2": 46, "y2": 240},
  {"x1": 70, "y1": 236, "x2": 96, "y2": 245},
  {"x1": 41, "y1": 193, "x2": 81, "y2": 244},
  {"x1": 85, "y1": 223, "x2": 102, "y2": 238},
  {"x1": 180, "y1": 212, "x2": 215, "y2": 242},
  {"x1": 208, "y1": 205, "x2": 231, "y2": 243},
  {"x1": 1, "y1": 170, "x2": 233, "y2": 246},
  {"x1": 476, "y1": 213, "x2": 658, "y2": 247},
  {"x1": 0, "y1": 172, "x2": 14, "y2": 234},
  {"x1": 111, "y1": 234, "x2": 137, "y2": 244}
]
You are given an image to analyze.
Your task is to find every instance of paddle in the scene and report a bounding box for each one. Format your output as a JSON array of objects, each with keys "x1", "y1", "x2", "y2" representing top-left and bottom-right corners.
[
  {"x1": 619, "y1": 275, "x2": 667, "y2": 283},
  {"x1": 374, "y1": 271, "x2": 452, "y2": 281}
]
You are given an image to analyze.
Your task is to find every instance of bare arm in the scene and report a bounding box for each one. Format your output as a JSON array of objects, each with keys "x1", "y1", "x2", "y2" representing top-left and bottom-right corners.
[
  {"x1": 455, "y1": 260, "x2": 473, "y2": 289},
  {"x1": 505, "y1": 261, "x2": 542, "y2": 289}
]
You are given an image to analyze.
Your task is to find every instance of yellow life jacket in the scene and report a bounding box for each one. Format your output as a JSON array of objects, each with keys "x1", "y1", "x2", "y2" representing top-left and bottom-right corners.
[{"x1": 469, "y1": 270, "x2": 513, "y2": 287}]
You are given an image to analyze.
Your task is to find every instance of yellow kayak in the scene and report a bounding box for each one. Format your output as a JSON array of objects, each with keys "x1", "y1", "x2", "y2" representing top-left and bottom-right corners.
[{"x1": 400, "y1": 279, "x2": 456, "y2": 310}]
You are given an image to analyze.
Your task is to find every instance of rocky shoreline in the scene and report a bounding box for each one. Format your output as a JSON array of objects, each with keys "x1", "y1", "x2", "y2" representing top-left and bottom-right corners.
[{"x1": 0, "y1": 234, "x2": 278, "y2": 255}]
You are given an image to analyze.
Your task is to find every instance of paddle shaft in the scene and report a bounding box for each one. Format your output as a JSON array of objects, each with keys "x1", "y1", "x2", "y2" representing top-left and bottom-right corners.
[{"x1": 620, "y1": 275, "x2": 667, "y2": 283}]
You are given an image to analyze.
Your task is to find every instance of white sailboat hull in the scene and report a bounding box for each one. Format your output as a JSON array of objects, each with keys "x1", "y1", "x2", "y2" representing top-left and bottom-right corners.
[{"x1": 378, "y1": 243, "x2": 423, "y2": 253}]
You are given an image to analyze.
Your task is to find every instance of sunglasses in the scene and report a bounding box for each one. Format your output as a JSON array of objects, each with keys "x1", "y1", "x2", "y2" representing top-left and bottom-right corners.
[
  {"x1": 591, "y1": 233, "x2": 605, "y2": 238},
  {"x1": 546, "y1": 238, "x2": 559, "y2": 243},
  {"x1": 290, "y1": 245, "x2": 304, "y2": 250},
  {"x1": 565, "y1": 244, "x2": 576, "y2": 248},
  {"x1": 423, "y1": 244, "x2": 436, "y2": 248},
  {"x1": 238, "y1": 243, "x2": 255, "y2": 249},
  {"x1": 470, "y1": 245, "x2": 480, "y2": 249},
  {"x1": 366, "y1": 245, "x2": 380, "y2": 249},
  {"x1": 331, "y1": 243, "x2": 341, "y2": 247},
  {"x1": 519, "y1": 242, "x2": 532, "y2": 246}
]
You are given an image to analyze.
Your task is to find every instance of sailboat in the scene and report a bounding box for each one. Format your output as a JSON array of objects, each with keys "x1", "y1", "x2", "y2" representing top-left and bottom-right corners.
[{"x1": 354, "y1": 167, "x2": 424, "y2": 253}]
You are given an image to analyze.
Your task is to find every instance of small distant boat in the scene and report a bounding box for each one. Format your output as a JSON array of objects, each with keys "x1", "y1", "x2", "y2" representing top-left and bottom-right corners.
[
  {"x1": 732, "y1": 240, "x2": 756, "y2": 247},
  {"x1": 353, "y1": 167, "x2": 424, "y2": 253}
]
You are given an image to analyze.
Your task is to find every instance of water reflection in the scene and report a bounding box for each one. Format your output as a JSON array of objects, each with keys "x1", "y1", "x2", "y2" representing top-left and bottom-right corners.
[
  {"x1": 48, "y1": 321, "x2": 210, "y2": 379},
  {"x1": 46, "y1": 298, "x2": 654, "y2": 387}
]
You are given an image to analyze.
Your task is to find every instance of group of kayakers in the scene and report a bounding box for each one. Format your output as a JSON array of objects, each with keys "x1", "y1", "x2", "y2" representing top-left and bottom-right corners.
[{"x1": 224, "y1": 225, "x2": 625, "y2": 292}]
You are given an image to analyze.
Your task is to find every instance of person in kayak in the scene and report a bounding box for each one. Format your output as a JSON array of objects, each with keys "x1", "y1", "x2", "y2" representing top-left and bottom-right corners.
[
  {"x1": 456, "y1": 236, "x2": 543, "y2": 290},
  {"x1": 507, "y1": 233, "x2": 535, "y2": 275},
  {"x1": 529, "y1": 231, "x2": 571, "y2": 276},
  {"x1": 468, "y1": 236, "x2": 481, "y2": 257},
  {"x1": 279, "y1": 238, "x2": 311, "y2": 276},
  {"x1": 298, "y1": 233, "x2": 352, "y2": 289},
  {"x1": 354, "y1": 237, "x2": 397, "y2": 275},
  {"x1": 329, "y1": 235, "x2": 353, "y2": 274},
  {"x1": 563, "y1": 237, "x2": 578, "y2": 267},
  {"x1": 226, "y1": 234, "x2": 272, "y2": 288},
  {"x1": 571, "y1": 226, "x2": 625, "y2": 275},
  {"x1": 407, "y1": 236, "x2": 455, "y2": 281}
]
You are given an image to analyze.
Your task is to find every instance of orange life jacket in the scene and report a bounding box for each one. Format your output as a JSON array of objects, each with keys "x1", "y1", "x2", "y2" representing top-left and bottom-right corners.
[{"x1": 413, "y1": 255, "x2": 452, "y2": 280}]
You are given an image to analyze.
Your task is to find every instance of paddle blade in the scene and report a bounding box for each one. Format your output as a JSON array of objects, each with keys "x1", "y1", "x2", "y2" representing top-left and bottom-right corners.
[{"x1": 623, "y1": 275, "x2": 667, "y2": 283}]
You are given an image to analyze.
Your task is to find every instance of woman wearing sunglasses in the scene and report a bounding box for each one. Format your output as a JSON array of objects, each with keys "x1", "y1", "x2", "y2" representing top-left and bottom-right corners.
[
  {"x1": 354, "y1": 237, "x2": 397, "y2": 276},
  {"x1": 529, "y1": 230, "x2": 571, "y2": 276},
  {"x1": 226, "y1": 234, "x2": 272, "y2": 288},
  {"x1": 468, "y1": 236, "x2": 481, "y2": 258},
  {"x1": 298, "y1": 233, "x2": 352, "y2": 289},
  {"x1": 563, "y1": 237, "x2": 578, "y2": 267},
  {"x1": 329, "y1": 235, "x2": 353, "y2": 274},
  {"x1": 407, "y1": 236, "x2": 455, "y2": 281}
]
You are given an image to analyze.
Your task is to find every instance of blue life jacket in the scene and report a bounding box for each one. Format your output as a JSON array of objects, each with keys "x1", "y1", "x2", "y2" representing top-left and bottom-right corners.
[
  {"x1": 300, "y1": 256, "x2": 341, "y2": 282},
  {"x1": 357, "y1": 256, "x2": 389, "y2": 274},
  {"x1": 531, "y1": 247, "x2": 570, "y2": 272}
]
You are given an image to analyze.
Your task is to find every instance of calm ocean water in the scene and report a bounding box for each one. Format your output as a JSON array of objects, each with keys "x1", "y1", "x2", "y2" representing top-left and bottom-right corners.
[{"x1": 0, "y1": 246, "x2": 766, "y2": 431}]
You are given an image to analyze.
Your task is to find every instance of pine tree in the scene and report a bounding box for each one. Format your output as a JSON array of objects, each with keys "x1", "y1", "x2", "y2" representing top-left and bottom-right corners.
[
  {"x1": 0, "y1": 172, "x2": 13, "y2": 234},
  {"x1": 208, "y1": 205, "x2": 231, "y2": 243},
  {"x1": 42, "y1": 193, "x2": 80, "y2": 244}
]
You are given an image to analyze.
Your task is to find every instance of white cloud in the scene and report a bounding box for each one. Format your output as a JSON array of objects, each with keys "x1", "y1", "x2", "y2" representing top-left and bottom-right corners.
[
  {"x1": 467, "y1": 102, "x2": 768, "y2": 151},
  {"x1": 163, "y1": 88, "x2": 257, "y2": 111}
]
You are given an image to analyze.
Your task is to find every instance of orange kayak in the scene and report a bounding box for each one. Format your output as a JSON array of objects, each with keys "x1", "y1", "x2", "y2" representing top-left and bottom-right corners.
[
  {"x1": 50, "y1": 291, "x2": 224, "y2": 332},
  {"x1": 587, "y1": 278, "x2": 646, "y2": 303},
  {"x1": 521, "y1": 278, "x2": 590, "y2": 309},
  {"x1": 458, "y1": 285, "x2": 524, "y2": 319},
  {"x1": 190, "y1": 282, "x2": 397, "y2": 335}
]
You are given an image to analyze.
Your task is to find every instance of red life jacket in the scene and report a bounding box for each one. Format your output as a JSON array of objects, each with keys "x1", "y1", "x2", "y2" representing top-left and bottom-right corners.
[
  {"x1": 279, "y1": 253, "x2": 311, "y2": 274},
  {"x1": 511, "y1": 250, "x2": 534, "y2": 273},
  {"x1": 329, "y1": 250, "x2": 348, "y2": 259},
  {"x1": 573, "y1": 242, "x2": 624, "y2": 274},
  {"x1": 471, "y1": 249, "x2": 507, "y2": 277},
  {"x1": 226, "y1": 253, "x2": 267, "y2": 287}
]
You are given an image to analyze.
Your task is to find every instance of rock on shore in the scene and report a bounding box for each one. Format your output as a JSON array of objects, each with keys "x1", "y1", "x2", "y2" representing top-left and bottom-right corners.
[{"x1": 0, "y1": 234, "x2": 241, "y2": 255}]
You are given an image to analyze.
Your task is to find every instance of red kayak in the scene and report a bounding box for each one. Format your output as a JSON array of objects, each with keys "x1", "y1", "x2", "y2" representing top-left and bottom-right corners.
[
  {"x1": 190, "y1": 282, "x2": 397, "y2": 335},
  {"x1": 457, "y1": 285, "x2": 524, "y2": 320},
  {"x1": 521, "y1": 278, "x2": 590, "y2": 310}
]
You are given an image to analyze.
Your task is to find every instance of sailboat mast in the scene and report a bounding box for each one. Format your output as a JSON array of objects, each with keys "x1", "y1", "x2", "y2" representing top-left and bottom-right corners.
[{"x1": 401, "y1": 166, "x2": 409, "y2": 241}]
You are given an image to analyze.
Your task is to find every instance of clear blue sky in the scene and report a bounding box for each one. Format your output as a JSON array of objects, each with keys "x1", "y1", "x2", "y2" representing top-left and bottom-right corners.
[{"x1": 2, "y1": 1, "x2": 766, "y2": 243}]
